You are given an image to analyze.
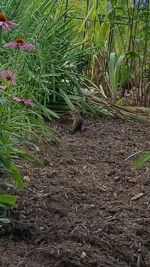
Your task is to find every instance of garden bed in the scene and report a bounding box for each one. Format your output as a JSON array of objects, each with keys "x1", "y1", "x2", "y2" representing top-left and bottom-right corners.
[{"x1": 0, "y1": 116, "x2": 150, "y2": 267}]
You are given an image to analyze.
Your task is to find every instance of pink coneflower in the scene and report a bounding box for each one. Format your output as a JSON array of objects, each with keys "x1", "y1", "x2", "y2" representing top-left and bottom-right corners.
[
  {"x1": 4, "y1": 38, "x2": 35, "y2": 51},
  {"x1": 13, "y1": 96, "x2": 33, "y2": 107},
  {"x1": 12, "y1": 96, "x2": 23, "y2": 103},
  {"x1": 0, "y1": 12, "x2": 16, "y2": 31},
  {"x1": 22, "y1": 98, "x2": 33, "y2": 106},
  {"x1": 0, "y1": 70, "x2": 16, "y2": 86}
]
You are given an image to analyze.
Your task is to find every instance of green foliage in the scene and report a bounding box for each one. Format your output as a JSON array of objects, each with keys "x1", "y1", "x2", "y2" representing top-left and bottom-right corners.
[
  {"x1": 0, "y1": 128, "x2": 44, "y2": 220},
  {"x1": 132, "y1": 151, "x2": 150, "y2": 169},
  {"x1": 106, "y1": 52, "x2": 125, "y2": 97},
  {"x1": 0, "y1": 0, "x2": 60, "y2": 226},
  {"x1": 0, "y1": 194, "x2": 16, "y2": 206},
  {"x1": 59, "y1": 0, "x2": 150, "y2": 104},
  {"x1": 0, "y1": 0, "x2": 92, "y2": 114}
]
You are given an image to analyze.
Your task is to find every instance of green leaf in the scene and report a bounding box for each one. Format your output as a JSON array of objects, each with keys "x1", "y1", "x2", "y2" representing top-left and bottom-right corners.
[
  {"x1": 132, "y1": 151, "x2": 150, "y2": 169},
  {"x1": 60, "y1": 89, "x2": 76, "y2": 111},
  {"x1": 10, "y1": 162, "x2": 24, "y2": 189},
  {"x1": 0, "y1": 218, "x2": 11, "y2": 224},
  {"x1": 0, "y1": 194, "x2": 17, "y2": 207},
  {"x1": 99, "y1": 22, "x2": 110, "y2": 39}
]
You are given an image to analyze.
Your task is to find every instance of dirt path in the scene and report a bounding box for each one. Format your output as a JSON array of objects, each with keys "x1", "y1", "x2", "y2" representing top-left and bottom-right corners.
[{"x1": 0, "y1": 117, "x2": 150, "y2": 267}]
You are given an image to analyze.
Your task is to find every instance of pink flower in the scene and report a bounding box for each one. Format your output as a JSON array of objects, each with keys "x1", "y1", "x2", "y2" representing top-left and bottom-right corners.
[
  {"x1": 0, "y1": 70, "x2": 16, "y2": 86},
  {"x1": 0, "y1": 12, "x2": 16, "y2": 31},
  {"x1": 22, "y1": 98, "x2": 33, "y2": 106},
  {"x1": 13, "y1": 96, "x2": 33, "y2": 107},
  {"x1": 4, "y1": 38, "x2": 35, "y2": 51},
  {"x1": 12, "y1": 96, "x2": 23, "y2": 103}
]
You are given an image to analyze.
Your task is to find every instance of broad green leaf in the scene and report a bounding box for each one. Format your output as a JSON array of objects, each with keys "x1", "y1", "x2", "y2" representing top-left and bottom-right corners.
[
  {"x1": 0, "y1": 218, "x2": 11, "y2": 224},
  {"x1": 0, "y1": 194, "x2": 17, "y2": 207},
  {"x1": 132, "y1": 152, "x2": 150, "y2": 169}
]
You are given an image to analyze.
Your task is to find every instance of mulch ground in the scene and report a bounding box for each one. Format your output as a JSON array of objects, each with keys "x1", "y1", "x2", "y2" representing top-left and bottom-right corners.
[{"x1": 0, "y1": 116, "x2": 150, "y2": 267}]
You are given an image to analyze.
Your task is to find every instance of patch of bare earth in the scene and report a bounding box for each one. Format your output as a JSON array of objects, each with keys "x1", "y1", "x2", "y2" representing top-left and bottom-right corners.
[{"x1": 0, "y1": 116, "x2": 150, "y2": 267}]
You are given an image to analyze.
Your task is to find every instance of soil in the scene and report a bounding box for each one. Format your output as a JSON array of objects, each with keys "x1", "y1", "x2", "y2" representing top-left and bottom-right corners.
[{"x1": 0, "y1": 116, "x2": 150, "y2": 267}]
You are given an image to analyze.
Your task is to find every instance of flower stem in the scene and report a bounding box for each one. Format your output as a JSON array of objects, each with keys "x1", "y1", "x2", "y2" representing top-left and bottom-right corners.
[
  {"x1": 0, "y1": 27, "x2": 2, "y2": 45},
  {"x1": 14, "y1": 48, "x2": 19, "y2": 70}
]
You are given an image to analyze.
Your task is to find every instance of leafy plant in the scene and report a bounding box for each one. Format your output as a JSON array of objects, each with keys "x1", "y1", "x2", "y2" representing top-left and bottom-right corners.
[
  {"x1": 0, "y1": 4, "x2": 56, "y2": 227},
  {"x1": 106, "y1": 52, "x2": 126, "y2": 98}
]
